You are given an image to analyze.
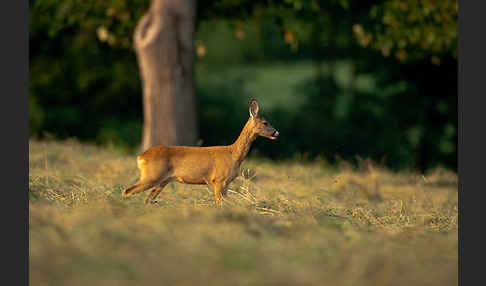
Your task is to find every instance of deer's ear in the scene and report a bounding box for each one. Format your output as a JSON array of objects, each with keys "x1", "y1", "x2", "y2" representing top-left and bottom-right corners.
[{"x1": 249, "y1": 99, "x2": 259, "y2": 118}]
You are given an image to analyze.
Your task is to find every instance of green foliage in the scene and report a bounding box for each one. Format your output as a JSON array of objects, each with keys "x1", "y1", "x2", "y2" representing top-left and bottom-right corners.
[
  {"x1": 29, "y1": 95, "x2": 45, "y2": 135},
  {"x1": 353, "y1": 0, "x2": 458, "y2": 64},
  {"x1": 30, "y1": 0, "x2": 149, "y2": 49},
  {"x1": 29, "y1": 0, "x2": 457, "y2": 171},
  {"x1": 29, "y1": 0, "x2": 146, "y2": 149}
]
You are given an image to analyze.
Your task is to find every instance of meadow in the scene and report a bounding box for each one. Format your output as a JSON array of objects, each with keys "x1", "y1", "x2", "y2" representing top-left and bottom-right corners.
[
  {"x1": 195, "y1": 60, "x2": 376, "y2": 111},
  {"x1": 29, "y1": 139, "x2": 458, "y2": 286}
]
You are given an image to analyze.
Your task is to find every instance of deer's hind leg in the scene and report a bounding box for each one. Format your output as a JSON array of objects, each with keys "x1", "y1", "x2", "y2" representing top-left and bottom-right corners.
[
  {"x1": 122, "y1": 179, "x2": 160, "y2": 198},
  {"x1": 122, "y1": 157, "x2": 170, "y2": 199},
  {"x1": 144, "y1": 180, "x2": 170, "y2": 204}
]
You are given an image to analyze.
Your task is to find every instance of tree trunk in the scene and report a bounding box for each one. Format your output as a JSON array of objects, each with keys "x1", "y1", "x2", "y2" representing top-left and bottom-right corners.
[{"x1": 134, "y1": 0, "x2": 198, "y2": 151}]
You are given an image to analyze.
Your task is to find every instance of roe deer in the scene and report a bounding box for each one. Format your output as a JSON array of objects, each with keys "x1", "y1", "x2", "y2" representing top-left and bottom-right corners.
[{"x1": 122, "y1": 99, "x2": 279, "y2": 204}]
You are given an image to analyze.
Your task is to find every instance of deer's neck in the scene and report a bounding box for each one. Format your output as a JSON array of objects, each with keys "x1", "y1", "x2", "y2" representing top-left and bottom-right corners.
[{"x1": 231, "y1": 120, "x2": 257, "y2": 165}]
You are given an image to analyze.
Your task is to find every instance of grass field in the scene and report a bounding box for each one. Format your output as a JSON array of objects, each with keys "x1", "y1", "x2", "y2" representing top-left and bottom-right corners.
[{"x1": 29, "y1": 139, "x2": 458, "y2": 286}]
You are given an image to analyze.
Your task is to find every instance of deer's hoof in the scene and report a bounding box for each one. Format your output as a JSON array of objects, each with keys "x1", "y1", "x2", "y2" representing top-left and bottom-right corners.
[
  {"x1": 145, "y1": 199, "x2": 159, "y2": 205},
  {"x1": 122, "y1": 190, "x2": 130, "y2": 198}
]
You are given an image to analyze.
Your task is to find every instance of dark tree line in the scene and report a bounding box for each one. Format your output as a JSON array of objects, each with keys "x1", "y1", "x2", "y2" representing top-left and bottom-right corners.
[{"x1": 29, "y1": 0, "x2": 457, "y2": 171}]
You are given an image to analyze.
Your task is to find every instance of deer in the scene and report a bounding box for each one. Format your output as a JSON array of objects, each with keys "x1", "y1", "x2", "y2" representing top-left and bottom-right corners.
[{"x1": 122, "y1": 99, "x2": 279, "y2": 205}]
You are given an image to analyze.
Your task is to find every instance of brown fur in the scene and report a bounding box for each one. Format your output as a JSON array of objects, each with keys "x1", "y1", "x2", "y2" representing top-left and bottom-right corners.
[{"x1": 122, "y1": 99, "x2": 279, "y2": 204}]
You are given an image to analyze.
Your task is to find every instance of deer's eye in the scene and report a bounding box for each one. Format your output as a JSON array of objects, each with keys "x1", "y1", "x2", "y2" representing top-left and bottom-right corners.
[{"x1": 263, "y1": 122, "x2": 268, "y2": 126}]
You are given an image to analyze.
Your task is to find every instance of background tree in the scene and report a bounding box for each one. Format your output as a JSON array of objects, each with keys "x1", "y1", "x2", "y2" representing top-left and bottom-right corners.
[{"x1": 134, "y1": 0, "x2": 198, "y2": 150}]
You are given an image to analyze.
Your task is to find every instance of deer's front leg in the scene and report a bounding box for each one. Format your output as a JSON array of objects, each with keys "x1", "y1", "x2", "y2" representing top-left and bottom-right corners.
[{"x1": 211, "y1": 181, "x2": 228, "y2": 205}]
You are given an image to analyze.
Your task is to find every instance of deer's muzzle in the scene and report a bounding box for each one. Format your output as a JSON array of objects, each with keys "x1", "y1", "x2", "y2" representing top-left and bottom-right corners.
[{"x1": 271, "y1": 130, "x2": 279, "y2": 139}]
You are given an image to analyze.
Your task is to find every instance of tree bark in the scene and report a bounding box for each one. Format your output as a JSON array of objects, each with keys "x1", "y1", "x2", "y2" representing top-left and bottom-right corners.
[{"x1": 134, "y1": 0, "x2": 198, "y2": 151}]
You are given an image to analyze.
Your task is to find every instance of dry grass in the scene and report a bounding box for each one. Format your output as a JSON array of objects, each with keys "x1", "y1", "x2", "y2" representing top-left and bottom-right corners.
[{"x1": 29, "y1": 139, "x2": 458, "y2": 286}]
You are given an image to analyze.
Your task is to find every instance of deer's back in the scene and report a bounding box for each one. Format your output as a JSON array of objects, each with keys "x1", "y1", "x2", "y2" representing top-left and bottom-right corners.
[{"x1": 138, "y1": 145, "x2": 234, "y2": 183}]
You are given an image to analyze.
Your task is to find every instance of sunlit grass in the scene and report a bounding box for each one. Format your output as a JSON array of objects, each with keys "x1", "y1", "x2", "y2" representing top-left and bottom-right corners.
[{"x1": 29, "y1": 139, "x2": 457, "y2": 286}]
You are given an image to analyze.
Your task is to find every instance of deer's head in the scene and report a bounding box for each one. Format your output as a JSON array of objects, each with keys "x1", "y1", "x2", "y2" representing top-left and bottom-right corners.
[{"x1": 248, "y1": 99, "x2": 279, "y2": 140}]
